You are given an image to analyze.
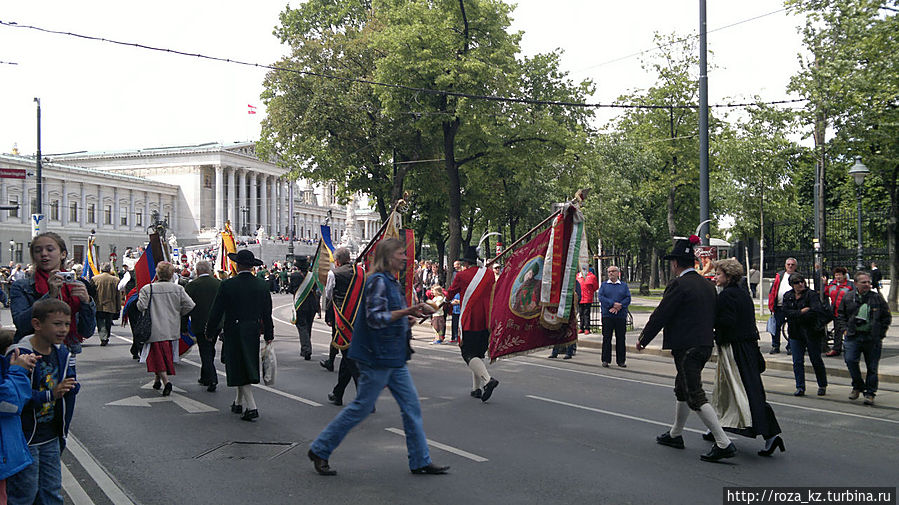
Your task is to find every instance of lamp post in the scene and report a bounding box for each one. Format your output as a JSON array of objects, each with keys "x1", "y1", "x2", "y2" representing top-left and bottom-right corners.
[
  {"x1": 848, "y1": 156, "x2": 869, "y2": 272},
  {"x1": 239, "y1": 206, "x2": 249, "y2": 236}
]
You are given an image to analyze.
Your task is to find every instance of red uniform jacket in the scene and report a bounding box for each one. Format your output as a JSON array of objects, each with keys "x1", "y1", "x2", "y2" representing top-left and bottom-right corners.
[
  {"x1": 577, "y1": 272, "x2": 599, "y2": 304},
  {"x1": 445, "y1": 267, "x2": 494, "y2": 332}
]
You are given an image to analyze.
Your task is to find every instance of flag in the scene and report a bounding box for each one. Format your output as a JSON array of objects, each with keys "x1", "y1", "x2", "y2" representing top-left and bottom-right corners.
[
  {"x1": 218, "y1": 221, "x2": 238, "y2": 276},
  {"x1": 316, "y1": 225, "x2": 334, "y2": 289},
  {"x1": 247, "y1": 104, "x2": 257, "y2": 115},
  {"x1": 291, "y1": 234, "x2": 329, "y2": 324},
  {"x1": 359, "y1": 209, "x2": 414, "y2": 304},
  {"x1": 81, "y1": 235, "x2": 100, "y2": 280},
  {"x1": 488, "y1": 206, "x2": 586, "y2": 362},
  {"x1": 332, "y1": 264, "x2": 365, "y2": 350}
]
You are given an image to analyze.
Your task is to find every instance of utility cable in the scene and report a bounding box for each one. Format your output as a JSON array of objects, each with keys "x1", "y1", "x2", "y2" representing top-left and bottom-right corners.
[{"x1": 0, "y1": 19, "x2": 805, "y2": 111}]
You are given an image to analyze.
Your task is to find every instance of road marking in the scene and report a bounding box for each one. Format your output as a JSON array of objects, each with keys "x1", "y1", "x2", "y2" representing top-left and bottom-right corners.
[
  {"x1": 385, "y1": 427, "x2": 488, "y2": 462},
  {"x1": 66, "y1": 435, "x2": 137, "y2": 505},
  {"x1": 527, "y1": 395, "x2": 705, "y2": 434},
  {"x1": 180, "y1": 358, "x2": 323, "y2": 407},
  {"x1": 106, "y1": 393, "x2": 218, "y2": 413},
  {"x1": 61, "y1": 462, "x2": 94, "y2": 505},
  {"x1": 764, "y1": 399, "x2": 899, "y2": 425}
]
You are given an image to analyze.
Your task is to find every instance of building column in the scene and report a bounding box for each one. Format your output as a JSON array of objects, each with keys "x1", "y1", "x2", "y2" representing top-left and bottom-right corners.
[
  {"x1": 143, "y1": 191, "x2": 150, "y2": 229},
  {"x1": 0, "y1": 176, "x2": 6, "y2": 224},
  {"x1": 21, "y1": 177, "x2": 27, "y2": 224},
  {"x1": 171, "y1": 194, "x2": 177, "y2": 233},
  {"x1": 227, "y1": 167, "x2": 236, "y2": 227},
  {"x1": 249, "y1": 172, "x2": 258, "y2": 232},
  {"x1": 268, "y1": 176, "x2": 276, "y2": 236},
  {"x1": 278, "y1": 179, "x2": 286, "y2": 236},
  {"x1": 129, "y1": 189, "x2": 135, "y2": 231},
  {"x1": 260, "y1": 174, "x2": 268, "y2": 233},
  {"x1": 59, "y1": 180, "x2": 68, "y2": 226},
  {"x1": 237, "y1": 169, "x2": 247, "y2": 235},
  {"x1": 215, "y1": 165, "x2": 224, "y2": 229},
  {"x1": 80, "y1": 184, "x2": 87, "y2": 227},
  {"x1": 113, "y1": 187, "x2": 120, "y2": 230}
]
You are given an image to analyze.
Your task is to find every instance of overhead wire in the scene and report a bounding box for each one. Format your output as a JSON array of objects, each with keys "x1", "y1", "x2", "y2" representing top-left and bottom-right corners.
[{"x1": 0, "y1": 19, "x2": 805, "y2": 111}]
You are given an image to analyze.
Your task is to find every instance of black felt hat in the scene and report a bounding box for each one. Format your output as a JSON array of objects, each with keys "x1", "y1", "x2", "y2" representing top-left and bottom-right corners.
[
  {"x1": 457, "y1": 246, "x2": 479, "y2": 265},
  {"x1": 663, "y1": 235, "x2": 700, "y2": 261},
  {"x1": 228, "y1": 249, "x2": 264, "y2": 267}
]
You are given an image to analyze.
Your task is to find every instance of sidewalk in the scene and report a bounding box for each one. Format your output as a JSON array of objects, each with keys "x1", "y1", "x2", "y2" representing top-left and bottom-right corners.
[{"x1": 576, "y1": 295, "x2": 899, "y2": 385}]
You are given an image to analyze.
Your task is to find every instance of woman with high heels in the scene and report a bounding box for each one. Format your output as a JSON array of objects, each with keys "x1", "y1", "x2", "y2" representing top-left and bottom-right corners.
[{"x1": 711, "y1": 259, "x2": 784, "y2": 457}]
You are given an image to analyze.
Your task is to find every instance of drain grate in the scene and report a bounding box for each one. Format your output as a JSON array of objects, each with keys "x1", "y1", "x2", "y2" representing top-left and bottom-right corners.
[{"x1": 195, "y1": 441, "x2": 299, "y2": 461}]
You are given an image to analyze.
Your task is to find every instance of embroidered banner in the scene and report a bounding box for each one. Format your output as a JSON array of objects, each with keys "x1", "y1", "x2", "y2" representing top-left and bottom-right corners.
[
  {"x1": 489, "y1": 227, "x2": 577, "y2": 362},
  {"x1": 333, "y1": 264, "x2": 365, "y2": 350}
]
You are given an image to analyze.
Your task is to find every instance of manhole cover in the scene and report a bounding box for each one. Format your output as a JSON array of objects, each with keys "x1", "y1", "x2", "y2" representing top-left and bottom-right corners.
[{"x1": 195, "y1": 441, "x2": 299, "y2": 461}]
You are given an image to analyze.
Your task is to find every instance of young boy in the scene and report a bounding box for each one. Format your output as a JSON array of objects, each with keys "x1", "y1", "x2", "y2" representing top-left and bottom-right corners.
[
  {"x1": 0, "y1": 328, "x2": 38, "y2": 504},
  {"x1": 6, "y1": 299, "x2": 79, "y2": 505}
]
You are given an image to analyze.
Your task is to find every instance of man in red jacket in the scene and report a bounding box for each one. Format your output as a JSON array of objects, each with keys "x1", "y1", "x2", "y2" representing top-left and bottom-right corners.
[
  {"x1": 576, "y1": 267, "x2": 599, "y2": 334},
  {"x1": 445, "y1": 247, "x2": 499, "y2": 402}
]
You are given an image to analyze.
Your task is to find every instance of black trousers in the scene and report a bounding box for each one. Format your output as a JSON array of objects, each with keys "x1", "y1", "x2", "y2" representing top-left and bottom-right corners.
[
  {"x1": 332, "y1": 348, "x2": 359, "y2": 401},
  {"x1": 96, "y1": 312, "x2": 115, "y2": 341},
  {"x1": 601, "y1": 317, "x2": 627, "y2": 365},
  {"x1": 461, "y1": 329, "x2": 489, "y2": 364},
  {"x1": 196, "y1": 333, "x2": 218, "y2": 385},
  {"x1": 450, "y1": 313, "x2": 460, "y2": 341},
  {"x1": 671, "y1": 346, "x2": 712, "y2": 410},
  {"x1": 578, "y1": 303, "x2": 592, "y2": 331}
]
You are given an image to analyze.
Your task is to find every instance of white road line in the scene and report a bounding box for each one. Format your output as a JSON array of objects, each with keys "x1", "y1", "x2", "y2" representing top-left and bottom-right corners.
[
  {"x1": 66, "y1": 435, "x2": 137, "y2": 505},
  {"x1": 527, "y1": 395, "x2": 706, "y2": 434},
  {"x1": 179, "y1": 358, "x2": 323, "y2": 407},
  {"x1": 61, "y1": 462, "x2": 95, "y2": 505},
  {"x1": 765, "y1": 399, "x2": 899, "y2": 425},
  {"x1": 384, "y1": 427, "x2": 488, "y2": 462}
]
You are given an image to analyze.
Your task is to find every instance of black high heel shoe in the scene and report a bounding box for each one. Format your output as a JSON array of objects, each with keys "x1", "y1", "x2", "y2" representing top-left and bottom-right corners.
[{"x1": 758, "y1": 435, "x2": 785, "y2": 457}]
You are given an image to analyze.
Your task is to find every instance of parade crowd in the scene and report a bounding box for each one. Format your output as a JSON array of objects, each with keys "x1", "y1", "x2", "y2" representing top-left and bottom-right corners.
[{"x1": 0, "y1": 232, "x2": 892, "y2": 499}]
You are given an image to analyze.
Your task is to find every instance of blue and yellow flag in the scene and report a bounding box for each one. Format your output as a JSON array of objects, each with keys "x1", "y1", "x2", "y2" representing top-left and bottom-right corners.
[{"x1": 81, "y1": 235, "x2": 100, "y2": 280}]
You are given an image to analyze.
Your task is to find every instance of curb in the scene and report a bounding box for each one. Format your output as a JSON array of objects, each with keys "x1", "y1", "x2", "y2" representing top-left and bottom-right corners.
[{"x1": 575, "y1": 337, "x2": 899, "y2": 384}]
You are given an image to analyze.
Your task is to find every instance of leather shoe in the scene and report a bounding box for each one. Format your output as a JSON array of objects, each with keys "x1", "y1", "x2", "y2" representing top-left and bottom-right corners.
[
  {"x1": 411, "y1": 463, "x2": 449, "y2": 475},
  {"x1": 100, "y1": 339, "x2": 108, "y2": 347},
  {"x1": 617, "y1": 363, "x2": 627, "y2": 368},
  {"x1": 793, "y1": 389, "x2": 805, "y2": 397},
  {"x1": 656, "y1": 432, "x2": 684, "y2": 449},
  {"x1": 817, "y1": 387, "x2": 826, "y2": 396},
  {"x1": 481, "y1": 378, "x2": 499, "y2": 402},
  {"x1": 563, "y1": 355, "x2": 572, "y2": 360},
  {"x1": 864, "y1": 395, "x2": 875, "y2": 406},
  {"x1": 206, "y1": 383, "x2": 217, "y2": 392},
  {"x1": 240, "y1": 409, "x2": 259, "y2": 421},
  {"x1": 601, "y1": 362, "x2": 610, "y2": 368},
  {"x1": 308, "y1": 450, "x2": 337, "y2": 476},
  {"x1": 849, "y1": 389, "x2": 861, "y2": 400},
  {"x1": 231, "y1": 403, "x2": 243, "y2": 414},
  {"x1": 304, "y1": 352, "x2": 312, "y2": 361},
  {"x1": 547, "y1": 354, "x2": 558, "y2": 359},
  {"x1": 700, "y1": 442, "x2": 736, "y2": 462},
  {"x1": 161, "y1": 383, "x2": 173, "y2": 397},
  {"x1": 470, "y1": 389, "x2": 482, "y2": 399},
  {"x1": 702, "y1": 431, "x2": 715, "y2": 442},
  {"x1": 768, "y1": 348, "x2": 780, "y2": 354},
  {"x1": 153, "y1": 379, "x2": 162, "y2": 390},
  {"x1": 328, "y1": 393, "x2": 342, "y2": 406},
  {"x1": 320, "y1": 359, "x2": 334, "y2": 372}
]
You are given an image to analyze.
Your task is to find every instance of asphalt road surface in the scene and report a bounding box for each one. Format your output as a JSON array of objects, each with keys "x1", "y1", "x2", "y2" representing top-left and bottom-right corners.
[{"x1": 8, "y1": 294, "x2": 895, "y2": 505}]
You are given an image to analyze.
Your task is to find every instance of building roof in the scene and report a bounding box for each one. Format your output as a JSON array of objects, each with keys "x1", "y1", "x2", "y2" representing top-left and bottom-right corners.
[
  {"x1": 0, "y1": 153, "x2": 179, "y2": 189},
  {"x1": 48, "y1": 141, "x2": 261, "y2": 161}
]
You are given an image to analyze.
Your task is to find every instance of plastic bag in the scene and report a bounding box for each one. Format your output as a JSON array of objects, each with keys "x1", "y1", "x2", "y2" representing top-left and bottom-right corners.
[
  {"x1": 766, "y1": 315, "x2": 777, "y2": 336},
  {"x1": 261, "y1": 341, "x2": 277, "y2": 386}
]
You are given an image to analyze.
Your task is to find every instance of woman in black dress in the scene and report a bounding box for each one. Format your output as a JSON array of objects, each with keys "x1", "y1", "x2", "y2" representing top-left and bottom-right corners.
[{"x1": 711, "y1": 258, "x2": 784, "y2": 457}]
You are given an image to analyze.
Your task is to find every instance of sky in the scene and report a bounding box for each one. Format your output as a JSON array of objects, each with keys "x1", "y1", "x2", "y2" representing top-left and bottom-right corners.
[{"x1": 0, "y1": 1, "x2": 806, "y2": 157}]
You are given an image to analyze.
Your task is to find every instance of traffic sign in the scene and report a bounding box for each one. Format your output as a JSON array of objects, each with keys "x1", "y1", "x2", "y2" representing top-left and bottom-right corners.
[{"x1": 0, "y1": 168, "x2": 26, "y2": 179}]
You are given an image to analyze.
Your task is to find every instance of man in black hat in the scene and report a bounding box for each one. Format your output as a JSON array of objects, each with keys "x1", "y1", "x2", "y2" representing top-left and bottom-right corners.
[
  {"x1": 445, "y1": 246, "x2": 499, "y2": 402},
  {"x1": 636, "y1": 236, "x2": 736, "y2": 462},
  {"x1": 289, "y1": 255, "x2": 319, "y2": 361},
  {"x1": 206, "y1": 249, "x2": 274, "y2": 422}
]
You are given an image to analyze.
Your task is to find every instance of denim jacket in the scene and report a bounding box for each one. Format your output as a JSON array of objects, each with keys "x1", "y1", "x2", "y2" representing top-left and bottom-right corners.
[
  {"x1": 348, "y1": 273, "x2": 411, "y2": 368},
  {"x1": 10, "y1": 274, "x2": 97, "y2": 343}
]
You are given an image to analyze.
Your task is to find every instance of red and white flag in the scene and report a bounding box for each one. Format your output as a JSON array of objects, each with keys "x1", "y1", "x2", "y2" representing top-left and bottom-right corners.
[{"x1": 247, "y1": 104, "x2": 257, "y2": 115}]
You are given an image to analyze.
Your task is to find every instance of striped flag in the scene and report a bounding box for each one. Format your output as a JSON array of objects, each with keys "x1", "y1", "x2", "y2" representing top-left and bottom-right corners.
[
  {"x1": 218, "y1": 221, "x2": 238, "y2": 276},
  {"x1": 81, "y1": 235, "x2": 100, "y2": 280}
]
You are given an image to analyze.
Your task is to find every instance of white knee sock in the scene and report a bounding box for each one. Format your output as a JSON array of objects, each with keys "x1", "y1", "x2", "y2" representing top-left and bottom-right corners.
[
  {"x1": 235, "y1": 387, "x2": 243, "y2": 406},
  {"x1": 698, "y1": 403, "x2": 730, "y2": 448},
  {"x1": 241, "y1": 386, "x2": 257, "y2": 411},
  {"x1": 669, "y1": 401, "x2": 690, "y2": 437},
  {"x1": 468, "y1": 358, "x2": 491, "y2": 390}
]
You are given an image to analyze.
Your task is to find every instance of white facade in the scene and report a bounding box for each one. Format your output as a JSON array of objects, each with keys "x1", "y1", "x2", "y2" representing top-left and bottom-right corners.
[
  {"x1": 0, "y1": 153, "x2": 178, "y2": 265},
  {"x1": 2, "y1": 142, "x2": 382, "y2": 265}
]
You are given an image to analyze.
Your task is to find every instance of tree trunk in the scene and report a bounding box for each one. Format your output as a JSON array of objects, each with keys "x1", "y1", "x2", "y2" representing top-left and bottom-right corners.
[
  {"x1": 889, "y1": 180, "x2": 899, "y2": 311},
  {"x1": 650, "y1": 248, "x2": 659, "y2": 289},
  {"x1": 667, "y1": 184, "x2": 677, "y2": 238},
  {"x1": 436, "y1": 237, "x2": 447, "y2": 285},
  {"x1": 443, "y1": 117, "x2": 462, "y2": 286},
  {"x1": 639, "y1": 235, "x2": 651, "y2": 296}
]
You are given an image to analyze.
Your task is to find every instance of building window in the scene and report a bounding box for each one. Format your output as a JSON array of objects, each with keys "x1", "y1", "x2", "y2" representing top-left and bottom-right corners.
[
  {"x1": 50, "y1": 200, "x2": 59, "y2": 221},
  {"x1": 9, "y1": 196, "x2": 19, "y2": 218},
  {"x1": 204, "y1": 173, "x2": 213, "y2": 189},
  {"x1": 31, "y1": 199, "x2": 38, "y2": 215},
  {"x1": 87, "y1": 203, "x2": 96, "y2": 224},
  {"x1": 14, "y1": 243, "x2": 23, "y2": 264},
  {"x1": 104, "y1": 205, "x2": 112, "y2": 225},
  {"x1": 120, "y1": 207, "x2": 128, "y2": 226},
  {"x1": 69, "y1": 202, "x2": 78, "y2": 222},
  {"x1": 165, "y1": 213, "x2": 170, "y2": 225},
  {"x1": 73, "y1": 245, "x2": 84, "y2": 264},
  {"x1": 136, "y1": 211, "x2": 143, "y2": 227}
]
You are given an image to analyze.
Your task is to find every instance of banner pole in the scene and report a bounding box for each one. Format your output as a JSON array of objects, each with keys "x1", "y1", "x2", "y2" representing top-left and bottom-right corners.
[
  {"x1": 486, "y1": 189, "x2": 589, "y2": 267},
  {"x1": 355, "y1": 200, "x2": 401, "y2": 263}
]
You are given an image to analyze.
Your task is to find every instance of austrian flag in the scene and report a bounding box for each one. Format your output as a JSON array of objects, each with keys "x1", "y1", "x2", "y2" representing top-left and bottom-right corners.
[{"x1": 247, "y1": 104, "x2": 257, "y2": 115}]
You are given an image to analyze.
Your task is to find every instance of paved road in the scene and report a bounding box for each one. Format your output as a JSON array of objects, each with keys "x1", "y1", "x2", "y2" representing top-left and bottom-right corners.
[{"x1": 5, "y1": 296, "x2": 896, "y2": 505}]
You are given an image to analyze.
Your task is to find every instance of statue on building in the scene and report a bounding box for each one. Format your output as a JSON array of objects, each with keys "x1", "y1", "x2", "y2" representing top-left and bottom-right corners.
[
  {"x1": 256, "y1": 226, "x2": 268, "y2": 242},
  {"x1": 340, "y1": 194, "x2": 362, "y2": 256}
]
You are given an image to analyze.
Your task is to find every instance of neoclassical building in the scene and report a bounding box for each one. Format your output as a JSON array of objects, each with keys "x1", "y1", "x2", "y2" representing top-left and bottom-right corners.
[{"x1": 1, "y1": 141, "x2": 381, "y2": 265}]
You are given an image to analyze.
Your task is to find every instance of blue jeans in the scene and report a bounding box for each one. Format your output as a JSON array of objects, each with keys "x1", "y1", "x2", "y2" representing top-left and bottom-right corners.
[
  {"x1": 844, "y1": 338, "x2": 882, "y2": 397},
  {"x1": 7, "y1": 440, "x2": 63, "y2": 505},
  {"x1": 772, "y1": 308, "x2": 787, "y2": 351},
  {"x1": 789, "y1": 338, "x2": 827, "y2": 391},
  {"x1": 310, "y1": 364, "x2": 431, "y2": 470}
]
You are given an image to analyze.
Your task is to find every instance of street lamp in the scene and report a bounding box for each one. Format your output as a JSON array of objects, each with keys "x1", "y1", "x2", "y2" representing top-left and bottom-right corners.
[
  {"x1": 239, "y1": 206, "x2": 249, "y2": 236},
  {"x1": 848, "y1": 156, "x2": 869, "y2": 271}
]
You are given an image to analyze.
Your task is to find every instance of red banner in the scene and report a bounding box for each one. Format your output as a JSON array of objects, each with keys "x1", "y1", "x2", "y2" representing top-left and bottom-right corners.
[{"x1": 489, "y1": 227, "x2": 577, "y2": 361}]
